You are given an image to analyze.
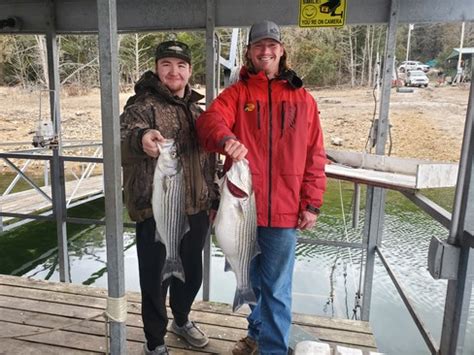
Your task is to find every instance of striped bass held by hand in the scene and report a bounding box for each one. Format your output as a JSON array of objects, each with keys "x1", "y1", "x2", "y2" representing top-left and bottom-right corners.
[
  {"x1": 152, "y1": 139, "x2": 189, "y2": 283},
  {"x1": 214, "y1": 159, "x2": 260, "y2": 312}
]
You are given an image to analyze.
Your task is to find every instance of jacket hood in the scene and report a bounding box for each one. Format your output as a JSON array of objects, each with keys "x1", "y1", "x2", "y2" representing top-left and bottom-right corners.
[
  {"x1": 239, "y1": 66, "x2": 303, "y2": 89},
  {"x1": 134, "y1": 70, "x2": 204, "y2": 103}
]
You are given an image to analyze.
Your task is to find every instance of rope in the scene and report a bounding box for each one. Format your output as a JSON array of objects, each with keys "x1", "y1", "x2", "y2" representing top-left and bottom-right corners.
[{"x1": 105, "y1": 296, "x2": 128, "y2": 323}]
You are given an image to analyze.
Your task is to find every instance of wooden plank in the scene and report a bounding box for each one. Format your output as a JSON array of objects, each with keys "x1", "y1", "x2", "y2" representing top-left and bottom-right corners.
[
  {"x1": 325, "y1": 150, "x2": 458, "y2": 190},
  {"x1": 0, "y1": 305, "x2": 246, "y2": 344},
  {"x1": 416, "y1": 164, "x2": 459, "y2": 189},
  {"x1": 0, "y1": 338, "x2": 97, "y2": 355},
  {"x1": 326, "y1": 150, "x2": 425, "y2": 175},
  {"x1": 0, "y1": 275, "x2": 373, "y2": 334},
  {"x1": 300, "y1": 324, "x2": 377, "y2": 349},
  {"x1": 0, "y1": 293, "x2": 375, "y2": 349},
  {"x1": 0, "y1": 175, "x2": 103, "y2": 222},
  {"x1": 326, "y1": 163, "x2": 416, "y2": 190},
  {"x1": 0, "y1": 275, "x2": 378, "y2": 351},
  {"x1": 0, "y1": 297, "x2": 240, "y2": 353}
]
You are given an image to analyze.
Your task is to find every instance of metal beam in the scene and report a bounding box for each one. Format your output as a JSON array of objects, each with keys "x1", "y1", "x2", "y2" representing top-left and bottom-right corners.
[
  {"x1": 0, "y1": 0, "x2": 473, "y2": 34},
  {"x1": 401, "y1": 191, "x2": 452, "y2": 230},
  {"x1": 97, "y1": 0, "x2": 127, "y2": 353},
  {"x1": 439, "y1": 58, "x2": 474, "y2": 355},
  {"x1": 202, "y1": 0, "x2": 216, "y2": 303},
  {"x1": 51, "y1": 147, "x2": 70, "y2": 282},
  {"x1": 297, "y1": 237, "x2": 363, "y2": 250},
  {"x1": 360, "y1": 0, "x2": 399, "y2": 321},
  {"x1": 376, "y1": 247, "x2": 439, "y2": 354},
  {"x1": 45, "y1": 0, "x2": 62, "y2": 150}
]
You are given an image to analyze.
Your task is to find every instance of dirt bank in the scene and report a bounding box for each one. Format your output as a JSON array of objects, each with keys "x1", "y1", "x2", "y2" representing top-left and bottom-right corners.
[{"x1": 0, "y1": 84, "x2": 470, "y2": 173}]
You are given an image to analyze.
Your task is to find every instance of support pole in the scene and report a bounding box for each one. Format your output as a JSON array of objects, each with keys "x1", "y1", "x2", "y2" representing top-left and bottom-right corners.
[
  {"x1": 97, "y1": 0, "x2": 127, "y2": 353},
  {"x1": 46, "y1": 0, "x2": 62, "y2": 150},
  {"x1": 352, "y1": 183, "x2": 361, "y2": 228},
  {"x1": 455, "y1": 22, "x2": 465, "y2": 84},
  {"x1": 202, "y1": 0, "x2": 216, "y2": 302},
  {"x1": 45, "y1": 0, "x2": 69, "y2": 282},
  {"x1": 439, "y1": 57, "x2": 474, "y2": 355},
  {"x1": 361, "y1": 0, "x2": 399, "y2": 321},
  {"x1": 405, "y1": 24, "x2": 413, "y2": 62},
  {"x1": 51, "y1": 148, "x2": 69, "y2": 282}
]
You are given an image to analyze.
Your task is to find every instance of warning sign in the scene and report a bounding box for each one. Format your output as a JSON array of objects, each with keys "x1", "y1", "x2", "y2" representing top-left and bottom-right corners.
[{"x1": 299, "y1": 0, "x2": 347, "y2": 28}]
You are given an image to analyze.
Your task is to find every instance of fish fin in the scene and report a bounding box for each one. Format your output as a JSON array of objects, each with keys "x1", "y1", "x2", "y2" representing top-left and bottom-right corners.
[
  {"x1": 162, "y1": 177, "x2": 169, "y2": 193},
  {"x1": 232, "y1": 287, "x2": 257, "y2": 312},
  {"x1": 224, "y1": 258, "x2": 232, "y2": 272},
  {"x1": 161, "y1": 258, "x2": 186, "y2": 283}
]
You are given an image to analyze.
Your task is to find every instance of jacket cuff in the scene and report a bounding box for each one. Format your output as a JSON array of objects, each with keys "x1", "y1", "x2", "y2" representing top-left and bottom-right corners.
[
  {"x1": 306, "y1": 204, "x2": 321, "y2": 216},
  {"x1": 137, "y1": 128, "x2": 151, "y2": 151},
  {"x1": 218, "y1": 135, "x2": 238, "y2": 148}
]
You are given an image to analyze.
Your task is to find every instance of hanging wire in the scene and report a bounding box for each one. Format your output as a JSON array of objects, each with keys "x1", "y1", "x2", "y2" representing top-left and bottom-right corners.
[{"x1": 339, "y1": 180, "x2": 365, "y2": 320}]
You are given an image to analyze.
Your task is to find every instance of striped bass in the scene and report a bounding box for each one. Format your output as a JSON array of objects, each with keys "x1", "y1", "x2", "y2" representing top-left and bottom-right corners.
[
  {"x1": 152, "y1": 139, "x2": 189, "y2": 283},
  {"x1": 214, "y1": 159, "x2": 259, "y2": 312}
]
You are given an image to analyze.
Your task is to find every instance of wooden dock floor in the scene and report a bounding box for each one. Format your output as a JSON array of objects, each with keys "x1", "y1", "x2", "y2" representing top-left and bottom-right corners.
[
  {"x1": 0, "y1": 275, "x2": 377, "y2": 354},
  {"x1": 0, "y1": 175, "x2": 103, "y2": 222}
]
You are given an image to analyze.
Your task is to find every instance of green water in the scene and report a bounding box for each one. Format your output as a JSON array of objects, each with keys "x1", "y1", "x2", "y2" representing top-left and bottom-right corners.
[{"x1": 2, "y1": 176, "x2": 471, "y2": 355}]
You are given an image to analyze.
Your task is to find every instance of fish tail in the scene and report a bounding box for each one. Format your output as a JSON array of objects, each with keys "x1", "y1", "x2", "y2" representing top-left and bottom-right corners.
[
  {"x1": 232, "y1": 287, "x2": 257, "y2": 312},
  {"x1": 161, "y1": 259, "x2": 186, "y2": 283}
]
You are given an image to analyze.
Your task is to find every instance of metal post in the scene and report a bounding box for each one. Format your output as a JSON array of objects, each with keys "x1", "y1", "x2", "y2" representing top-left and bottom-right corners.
[
  {"x1": 51, "y1": 147, "x2": 70, "y2": 282},
  {"x1": 361, "y1": 0, "x2": 399, "y2": 321},
  {"x1": 202, "y1": 0, "x2": 216, "y2": 302},
  {"x1": 352, "y1": 183, "x2": 361, "y2": 228},
  {"x1": 44, "y1": 160, "x2": 49, "y2": 186},
  {"x1": 455, "y1": 22, "x2": 465, "y2": 84},
  {"x1": 439, "y1": 58, "x2": 474, "y2": 355},
  {"x1": 97, "y1": 0, "x2": 127, "y2": 353},
  {"x1": 405, "y1": 24, "x2": 413, "y2": 62},
  {"x1": 46, "y1": 0, "x2": 62, "y2": 151}
]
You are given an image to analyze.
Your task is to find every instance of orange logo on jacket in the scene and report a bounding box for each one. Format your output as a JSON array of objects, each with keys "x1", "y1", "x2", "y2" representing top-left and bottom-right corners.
[{"x1": 244, "y1": 102, "x2": 255, "y2": 112}]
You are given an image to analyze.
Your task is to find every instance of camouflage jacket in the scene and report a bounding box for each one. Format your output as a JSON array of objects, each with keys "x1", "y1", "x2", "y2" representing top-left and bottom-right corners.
[{"x1": 120, "y1": 70, "x2": 218, "y2": 222}]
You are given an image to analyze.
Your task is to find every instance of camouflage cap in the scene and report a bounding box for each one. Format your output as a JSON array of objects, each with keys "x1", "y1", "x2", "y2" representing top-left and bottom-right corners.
[{"x1": 155, "y1": 40, "x2": 191, "y2": 64}]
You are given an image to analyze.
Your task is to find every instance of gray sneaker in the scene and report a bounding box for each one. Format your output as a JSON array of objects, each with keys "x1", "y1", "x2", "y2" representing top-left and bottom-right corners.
[
  {"x1": 171, "y1": 320, "x2": 209, "y2": 348},
  {"x1": 143, "y1": 344, "x2": 169, "y2": 355}
]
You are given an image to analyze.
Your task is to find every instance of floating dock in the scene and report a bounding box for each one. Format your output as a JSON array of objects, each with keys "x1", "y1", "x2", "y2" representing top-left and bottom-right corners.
[{"x1": 0, "y1": 275, "x2": 377, "y2": 354}]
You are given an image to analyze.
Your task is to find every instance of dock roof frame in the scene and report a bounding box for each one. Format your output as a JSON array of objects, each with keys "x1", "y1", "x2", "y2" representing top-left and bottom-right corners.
[
  {"x1": 1, "y1": 0, "x2": 474, "y2": 34},
  {"x1": 1, "y1": 0, "x2": 473, "y2": 354}
]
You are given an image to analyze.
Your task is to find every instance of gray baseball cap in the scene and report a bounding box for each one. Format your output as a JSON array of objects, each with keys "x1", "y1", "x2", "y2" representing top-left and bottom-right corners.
[{"x1": 248, "y1": 20, "x2": 281, "y2": 45}]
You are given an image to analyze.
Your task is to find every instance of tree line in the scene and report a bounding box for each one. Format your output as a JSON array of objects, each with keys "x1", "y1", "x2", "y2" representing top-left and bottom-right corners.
[{"x1": 0, "y1": 23, "x2": 471, "y2": 90}]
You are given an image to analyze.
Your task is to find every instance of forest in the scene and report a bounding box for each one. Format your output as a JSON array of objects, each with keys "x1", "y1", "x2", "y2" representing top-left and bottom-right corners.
[{"x1": 0, "y1": 22, "x2": 472, "y2": 89}]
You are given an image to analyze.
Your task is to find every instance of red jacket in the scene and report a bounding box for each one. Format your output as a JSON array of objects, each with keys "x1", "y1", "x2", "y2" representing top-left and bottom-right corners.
[{"x1": 197, "y1": 68, "x2": 326, "y2": 228}]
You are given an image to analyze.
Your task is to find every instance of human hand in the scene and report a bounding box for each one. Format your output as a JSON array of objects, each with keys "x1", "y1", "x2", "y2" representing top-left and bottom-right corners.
[
  {"x1": 298, "y1": 210, "x2": 318, "y2": 230},
  {"x1": 224, "y1": 139, "x2": 248, "y2": 161},
  {"x1": 142, "y1": 129, "x2": 165, "y2": 158}
]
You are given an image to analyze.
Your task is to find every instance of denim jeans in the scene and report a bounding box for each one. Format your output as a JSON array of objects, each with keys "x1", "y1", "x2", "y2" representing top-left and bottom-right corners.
[{"x1": 247, "y1": 227, "x2": 297, "y2": 355}]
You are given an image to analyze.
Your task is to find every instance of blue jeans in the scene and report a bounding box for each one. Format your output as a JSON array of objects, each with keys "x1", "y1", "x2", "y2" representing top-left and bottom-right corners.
[{"x1": 247, "y1": 227, "x2": 297, "y2": 355}]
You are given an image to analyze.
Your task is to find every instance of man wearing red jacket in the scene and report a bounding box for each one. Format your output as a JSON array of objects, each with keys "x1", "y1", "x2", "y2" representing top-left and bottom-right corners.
[{"x1": 197, "y1": 20, "x2": 326, "y2": 355}]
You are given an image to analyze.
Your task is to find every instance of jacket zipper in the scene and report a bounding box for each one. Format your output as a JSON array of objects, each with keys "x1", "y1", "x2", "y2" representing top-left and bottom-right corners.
[
  {"x1": 267, "y1": 80, "x2": 273, "y2": 227},
  {"x1": 281, "y1": 101, "x2": 286, "y2": 137},
  {"x1": 257, "y1": 101, "x2": 261, "y2": 129},
  {"x1": 183, "y1": 103, "x2": 197, "y2": 207}
]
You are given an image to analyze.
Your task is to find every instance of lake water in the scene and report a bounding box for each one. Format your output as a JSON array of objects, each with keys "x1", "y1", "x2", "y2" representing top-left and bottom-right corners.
[{"x1": 1, "y1": 179, "x2": 473, "y2": 354}]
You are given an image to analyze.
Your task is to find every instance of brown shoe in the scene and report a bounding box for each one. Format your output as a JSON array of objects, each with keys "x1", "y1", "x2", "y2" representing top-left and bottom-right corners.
[{"x1": 232, "y1": 336, "x2": 258, "y2": 355}]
